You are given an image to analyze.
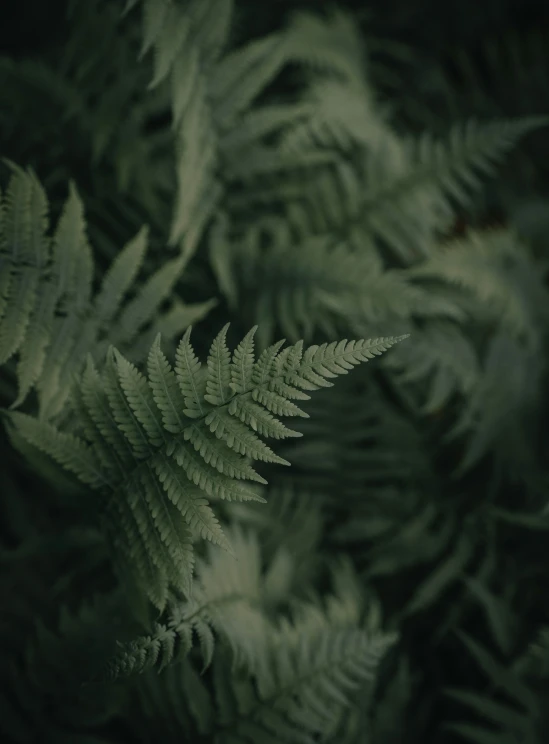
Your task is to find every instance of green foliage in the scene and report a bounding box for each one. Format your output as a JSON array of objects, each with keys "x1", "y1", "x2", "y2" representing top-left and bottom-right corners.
[
  {"x1": 8, "y1": 322, "x2": 405, "y2": 609},
  {"x1": 0, "y1": 162, "x2": 214, "y2": 417},
  {"x1": 2, "y1": 1, "x2": 549, "y2": 743}
]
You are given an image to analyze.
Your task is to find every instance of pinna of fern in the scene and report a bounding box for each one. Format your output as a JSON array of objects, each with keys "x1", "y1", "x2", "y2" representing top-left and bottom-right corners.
[{"x1": 7, "y1": 323, "x2": 408, "y2": 611}]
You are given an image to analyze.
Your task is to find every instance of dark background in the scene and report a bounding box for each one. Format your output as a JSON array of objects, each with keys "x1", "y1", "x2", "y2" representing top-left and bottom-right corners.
[{"x1": 2, "y1": 0, "x2": 549, "y2": 57}]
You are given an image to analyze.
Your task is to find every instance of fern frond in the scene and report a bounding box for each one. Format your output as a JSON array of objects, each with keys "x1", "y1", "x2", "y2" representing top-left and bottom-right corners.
[
  {"x1": 210, "y1": 213, "x2": 457, "y2": 348},
  {"x1": 358, "y1": 117, "x2": 547, "y2": 260},
  {"x1": 10, "y1": 324, "x2": 406, "y2": 610},
  {"x1": 448, "y1": 332, "x2": 542, "y2": 479},
  {"x1": 408, "y1": 228, "x2": 543, "y2": 345},
  {"x1": 284, "y1": 9, "x2": 367, "y2": 87},
  {"x1": 382, "y1": 320, "x2": 480, "y2": 414},
  {"x1": 129, "y1": 0, "x2": 232, "y2": 257},
  {"x1": 0, "y1": 164, "x2": 213, "y2": 416},
  {"x1": 131, "y1": 609, "x2": 396, "y2": 743},
  {"x1": 106, "y1": 524, "x2": 270, "y2": 678},
  {"x1": 7, "y1": 412, "x2": 106, "y2": 488},
  {"x1": 93, "y1": 225, "x2": 148, "y2": 329},
  {"x1": 123, "y1": 530, "x2": 396, "y2": 742},
  {"x1": 211, "y1": 32, "x2": 289, "y2": 129},
  {"x1": 276, "y1": 86, "x2": 546, "y2": 260}
]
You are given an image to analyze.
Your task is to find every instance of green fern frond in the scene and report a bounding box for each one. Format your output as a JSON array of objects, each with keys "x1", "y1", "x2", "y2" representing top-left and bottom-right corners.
[
  {"x1": 284, "y1": 9, "x2": 367, "y2": 87},
  {"x1": 130, "y1": 0, "x2": 317, "y2": 259},
  {"x1": 228, "y1": 483, "x2": 325, "y2": 602},
  {"x1": 9, "y1": 324, "x2": 406, "y2": 610},
  {"x1": 382, "y1": 320, "x2": 480, "y2": 414},
  {"x1": 210, "y1": 213, "x2": 456, "y2": 348},
  {"x1": 408, "y1": 228, "x2": 543, "y2": 345},
  {"x1": 105, "y1": 524, "x2": 270, "y2": 679},
  {"x1": 211, "y1": 32, "x2": 289, "y2": 130},
  {"x1": 276, "y1": 91, "x2": 546, "y2": 260},
  {"x1": 447, "y1": 332, "x2": 542, "y2": 478},
  {"x1": 125, "y1": 535, "x2": 396, "y2": 742},
  {"x1": 356, "y1": 117, "x2": 547, "y2": 259},
  {"x1": 128, "y1": 0, "x2": 232, "y2": 257},
  {"x1": 0, "y1": 164, "x2": 213, "y2": 416},
  {"x1": 132, "y1": 613, "x2": 396, "y2": 743}
]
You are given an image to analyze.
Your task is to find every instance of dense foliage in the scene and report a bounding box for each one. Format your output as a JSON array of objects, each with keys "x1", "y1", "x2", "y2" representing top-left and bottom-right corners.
[{"x1": 1, "y1": 1, "x2": 549, "y2": 743}]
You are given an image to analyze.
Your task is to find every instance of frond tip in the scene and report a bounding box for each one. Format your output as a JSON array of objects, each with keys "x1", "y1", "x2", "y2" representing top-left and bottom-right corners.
[{"x1": 9, "y1": 325, "x2": 408, "y2": 610}]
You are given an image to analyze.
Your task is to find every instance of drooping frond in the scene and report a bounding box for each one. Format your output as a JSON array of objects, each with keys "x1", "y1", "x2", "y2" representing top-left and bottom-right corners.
[{"x1": 9, "y1": 324, "x2": 407, "y2": 610}]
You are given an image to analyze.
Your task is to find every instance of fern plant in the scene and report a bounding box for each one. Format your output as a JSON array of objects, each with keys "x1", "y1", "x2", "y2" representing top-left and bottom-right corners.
[{"x1": 7, "y1": 322, "x2": 407, "y2": 609}]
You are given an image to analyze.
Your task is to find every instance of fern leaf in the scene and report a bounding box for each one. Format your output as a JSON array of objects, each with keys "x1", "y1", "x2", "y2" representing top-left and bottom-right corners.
[
  {"x1": 94, "y1": 225, "x2": 148, "y2": 328},
  {"x1": 205, "y1": 409, "x2": 291, "y2": 465},
  {"x1": 148, "y1": 3, "x2": 189, "y2": 89},
  {"x1": 211, "y1": 33, "x2": 288, "y2": 128},
  {"x1": 103, "y1": 348, "x2": 151, "y2": 460},
  {"x1": 183, "y1": 423, "x2": 268, "y2": 483},
  {"x1": 141, "y1": 465, "x2": 195, "y2": 594},
  {"x1": 230, "y1": 325, "x2": 257, "y2": 394},
  {"x1": 228, "y1": 397, "x2": 303, "y2": 440},
  {"x1": 8, "y1": 411, "x2": 105, "y2": 488},
  {"x1": 154, "y1": 455, "x2": 231, "y2": 551},
  {"x1": 11, "y1": 282, "x2": 57, "y2": 409},
  {"x1": 115, "y1": 349, "x2": 165, "y2": 448},
  {"x1": 110, "y1": 253, "x2": 186, "y2": 349},
  {"x1": 80, "y1": 355, "x2": 135, "y2": 470},
  {"x1": 172, "y1": 442, "x2": 266, "y2": 502},
  {"x1": 147, "y1": 333, "x2": 187, "y2": 434},
  {"x1": 0, "y1": 164, "x2": 197, "y2": 416},
  {"x1": 139, "y1": 0, "x2": 170, "y2": 59},
  {"x1": 205, "y1": 323, "x2": 232, "y2": 406},
  {"x1": 10, "y1": 325, "x2": 404, "y2": 609}
]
